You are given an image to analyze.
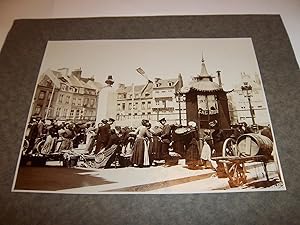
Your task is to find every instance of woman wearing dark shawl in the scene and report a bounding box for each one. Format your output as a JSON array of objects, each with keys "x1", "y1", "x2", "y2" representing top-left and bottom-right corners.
[{"x1": 185, "y1": 121, "x2": 201, "y2": 169}]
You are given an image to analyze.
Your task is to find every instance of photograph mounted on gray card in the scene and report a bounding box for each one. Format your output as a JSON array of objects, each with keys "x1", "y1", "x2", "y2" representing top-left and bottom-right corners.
[{"x1": 12, "y1": 38, "x2": 286, "y2": 193}]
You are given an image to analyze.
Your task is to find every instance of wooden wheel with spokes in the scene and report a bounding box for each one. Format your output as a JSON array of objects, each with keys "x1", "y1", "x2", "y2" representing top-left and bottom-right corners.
[
  {"x1": 226, "y1": 161, "x2": 247, "y2": 187},
  {"x1": 222, "y1": 138, "x2": 247, "y2": 187}
]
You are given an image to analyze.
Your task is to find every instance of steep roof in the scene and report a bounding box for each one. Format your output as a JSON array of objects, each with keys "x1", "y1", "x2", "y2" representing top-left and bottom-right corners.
[
  {"x1": 181, "y1": 58, "x2": 223, "y2": 93},
  {"x1": 116, "y1": 83, "x2": 154, "y2": 94},
  {"x1": 39, "y1": 68, "x2": 101, "y2": 91},
  {"x1": 181, "y1": 80, "x2": 222, "y2": 93},
  {"x1": 38, "y1": 69, "x2": 64, "y2": 88},
  {"x1": 200, "y1": 59, "x2": 210, "y2": 77},
  {"x1": 153, "y1": 78, "x2": 178, "y2": 88}
]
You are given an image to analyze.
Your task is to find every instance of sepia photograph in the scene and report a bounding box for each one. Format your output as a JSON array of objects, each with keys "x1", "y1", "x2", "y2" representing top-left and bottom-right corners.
[{"x1": 12, "y1": 38, "x2": 286, "y2": 193}]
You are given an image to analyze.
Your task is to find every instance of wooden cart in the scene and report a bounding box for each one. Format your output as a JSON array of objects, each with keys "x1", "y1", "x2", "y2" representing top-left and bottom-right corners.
[{"x1": 212, "y1": 134, "x2": 273, "y2": 188}]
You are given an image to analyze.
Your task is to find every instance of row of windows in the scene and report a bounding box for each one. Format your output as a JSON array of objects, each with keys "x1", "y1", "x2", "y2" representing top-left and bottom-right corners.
[
  {"x1": 61, "y1": 84, "x2": 96, "y2": 95},
  {"x1": 117, "y1": 99, "x2": 179, "y2": 111},
  {"x1": 57, "y1": 94, "x2": 95, "y2": 107},
  {"x1": 116, "y1": 112, "x2": 152, "y2": 120},
  {"x1": 118, "y1": 93, "x2": 151, "y2": 99},
  {"x1": 56, "y1": 108, "x2": 95, "y2": 118},
  {"x1": 118, "y1": 101, "x2": 152, "y2": 111},
  {"x1": 154, "y1": 90, "x2": 173, "y2": 93}
]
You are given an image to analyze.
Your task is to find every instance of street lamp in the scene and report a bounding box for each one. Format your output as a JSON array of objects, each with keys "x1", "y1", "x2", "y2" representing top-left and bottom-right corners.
[
  {"x1": 241, "y1": 82, "x2": 255, "y2": 125},
  {"x1": 175, "y1": 91, "x2": 183, "y2": 125}
]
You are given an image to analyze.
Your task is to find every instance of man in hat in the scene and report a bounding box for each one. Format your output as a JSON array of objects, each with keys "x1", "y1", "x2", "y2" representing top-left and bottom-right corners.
[
  {"x1": 105, "y1": 75, "x2": 114, "y2": 86},
  {"x1": 25, "y1": 118, "x2": 39, "y2": 154},
  {"x1": 94, "y1": 118, "x2": 112, "y2": 154},
  {"x1": 159, "y1": 118, "x2": 172, "y2": 163}
]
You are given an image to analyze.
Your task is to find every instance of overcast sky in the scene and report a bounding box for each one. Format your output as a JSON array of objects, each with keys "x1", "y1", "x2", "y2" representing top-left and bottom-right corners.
[{"x1": 39, "y1": 38, "x2": 261, "y2": 90}]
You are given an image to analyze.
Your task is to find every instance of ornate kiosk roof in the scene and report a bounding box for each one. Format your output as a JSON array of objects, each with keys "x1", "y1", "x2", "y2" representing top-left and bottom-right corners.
[{"x1": 181, "y1": 57, "x2": 223, "y2": 93}]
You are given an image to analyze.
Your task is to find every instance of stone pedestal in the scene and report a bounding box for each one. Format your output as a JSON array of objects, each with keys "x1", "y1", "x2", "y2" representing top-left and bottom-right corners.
[{"x1": 95, "y1": 76, "x2": 117, "y2": 126}]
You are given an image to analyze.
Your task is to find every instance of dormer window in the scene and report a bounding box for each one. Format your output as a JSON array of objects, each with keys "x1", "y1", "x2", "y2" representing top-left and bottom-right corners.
[
  {"x1": 156, "y1": 83, "x2": 161, "y2": 87},
  {"x1": 168, "y1": 82, "x2": 173, "y2": 86}
]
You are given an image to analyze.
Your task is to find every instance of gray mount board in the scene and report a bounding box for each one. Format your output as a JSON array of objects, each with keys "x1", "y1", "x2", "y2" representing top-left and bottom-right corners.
[{"x1": 0, "y1": 15, "x2": 299, "y2": 225}]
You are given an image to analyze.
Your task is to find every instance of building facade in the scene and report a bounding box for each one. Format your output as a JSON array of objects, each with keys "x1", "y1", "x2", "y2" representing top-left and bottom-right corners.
[
  {"x1": 115, "y1": 74, "x2": 185, "y2": 127},
  {"x1": 152, "y1": 74, "x2": 186, "y2": 125},
  {"x1": 31, "y1": 68, "x2": 102, "y2": 122},
  {"x1": 228, "y1": 72, "x2": 269, "y2": 126}
]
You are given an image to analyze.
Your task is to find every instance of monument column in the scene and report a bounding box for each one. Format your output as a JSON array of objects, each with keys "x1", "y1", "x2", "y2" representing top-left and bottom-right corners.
[{"x1": 95, "y1": 75, "x2": 117, "y2": 126}]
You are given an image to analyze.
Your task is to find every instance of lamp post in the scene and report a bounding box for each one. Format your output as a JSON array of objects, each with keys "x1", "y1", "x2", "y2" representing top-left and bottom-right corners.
[
  {"x1": 241, "y1": 82, "x2": 255, "y2": 125},
  {"x1": 175, "y1": 91, "x2": 183, "y2": 125}
]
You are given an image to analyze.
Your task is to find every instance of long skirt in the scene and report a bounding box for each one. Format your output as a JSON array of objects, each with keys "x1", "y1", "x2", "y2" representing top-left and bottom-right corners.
[
  {"x1": 201, "y1": 142, "x2": 211, "y2": 161},
  {"x1": 173, "y1": 141, "x2": 185, "y2": 158},
  {"x1": 95, "y1": 144, "x2": 118, "y2": 168},
  {"x1": 131, "y1": 138, "x2": 150, "y2": 166},
  {"x1": 185, "y1": 139, "x2": 200, "y2": 166},
  {"x1": 149, "y1": 136, "x2": 162, "y2": 160}
]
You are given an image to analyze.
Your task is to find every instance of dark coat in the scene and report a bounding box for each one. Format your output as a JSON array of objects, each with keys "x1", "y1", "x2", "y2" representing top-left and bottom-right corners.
[
  {"x1": 149, "y1": 134, "x2": 162, "y2": 160},
  {"x1": 28, "y1": 123, "x2": 38, "y2": 141},
  {"x1": 96, "y1": 133, "x2": 121, "y2": 168},
  {"x1": 161, "y1": 124, "x2": 172, "y2": 143},
  {"x1": 105, "y1": 133, "x2": 121, "y2": 150},
  {"x1": 97, "y1": 123, "x2": 111, "y2": 145},
  {"x1": 185, "y1": 129, "x2": 200, "y2": 165},
  {"x1": 212, "y1": 129, "x2": 225, "y2": 156}
]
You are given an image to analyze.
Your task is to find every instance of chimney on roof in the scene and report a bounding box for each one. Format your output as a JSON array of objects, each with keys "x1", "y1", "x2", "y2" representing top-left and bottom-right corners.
[
  {"x1": 72, "y1": 68, "x2": 82, "y2": 79},
  {"x1": 57, "y1": 68, "x2": 69, "y2": 77},
  {"x1": 216, "y1": 70, "x2": 222, "y2": 88},
  {"x1": 154, "y1": 78, "x2": 161, "y2": 83}
]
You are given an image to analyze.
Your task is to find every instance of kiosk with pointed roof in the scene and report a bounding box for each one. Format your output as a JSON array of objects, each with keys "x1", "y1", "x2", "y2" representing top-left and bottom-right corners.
[{"x1": 181, "y1": 57, "x2": 231, "y2": 133}]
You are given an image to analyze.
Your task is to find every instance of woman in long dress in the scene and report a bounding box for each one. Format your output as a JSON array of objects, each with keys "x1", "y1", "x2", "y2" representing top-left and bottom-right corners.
[
  {"x1": 148, "y1": 122, "x2": 163, "y2": 161},
  {"x1": 201, "y1": 138, "x2": 212, "y2": 169},
  {"x1": 60, "y1": 125, "x2": 74, "y2": 151},
  {"x1": 131, "y1": 119, "x2": 152, "y2": 167},
  {"x1": 185, "y1": 121, "x2": 201, "y2": 169},
  {"x1": 40, "y1": 124, "x2": 58, "y2": 155}
]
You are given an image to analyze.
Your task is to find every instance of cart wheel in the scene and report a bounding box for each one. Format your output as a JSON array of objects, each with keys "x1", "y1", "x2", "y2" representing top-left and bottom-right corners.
[
  {"x1": 222, "y1": 138, "x2": 237, "y2": 178},
  {"x1": 36, "y1": 140, "x2": 45, "y2": 155},
  {"x1": 226, "y1": 162, "x2": 247, "y2": 187},
  {"x1": 222, "y1": 138, "x2": 238, "y2": 157},
  {"x1": 222, "y1": 138, "x2": 247, "y2": 187}
]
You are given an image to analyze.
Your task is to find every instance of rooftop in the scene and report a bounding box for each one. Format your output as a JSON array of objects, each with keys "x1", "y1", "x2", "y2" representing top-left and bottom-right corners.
[{"x1": 39, "y1": 68, "x2": 103, "y2": 92}]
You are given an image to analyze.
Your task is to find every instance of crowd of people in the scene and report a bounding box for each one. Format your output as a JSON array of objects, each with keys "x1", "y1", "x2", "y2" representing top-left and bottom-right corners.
[
  {"x1": 24, "y1": 117, "x2": 90, "y2": 155},
  {"x1": 23, "y1": 116, "x2": 273, "y2": 171}
]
